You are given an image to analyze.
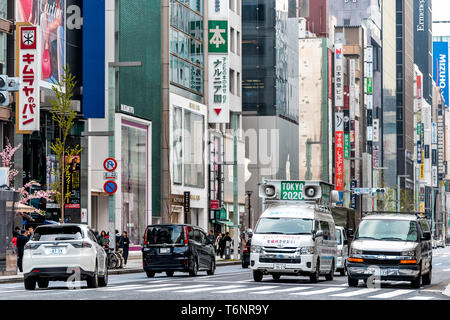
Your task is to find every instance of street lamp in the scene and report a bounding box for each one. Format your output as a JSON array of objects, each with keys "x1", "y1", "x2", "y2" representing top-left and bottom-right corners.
[{"x1": 246, "y1": 190, "x2": 253, "y2": 229}]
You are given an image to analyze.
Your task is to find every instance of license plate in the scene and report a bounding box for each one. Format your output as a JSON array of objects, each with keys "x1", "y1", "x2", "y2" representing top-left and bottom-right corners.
[
  {"x1": 50, "y1": 248, "x2": 63, "y2": 255},
  {"x1": 160, "y1": 248, "x2": 171, "y2": 254},
  {"x1": 274, "y1": 263, "x2": 286, "y2": 270}
]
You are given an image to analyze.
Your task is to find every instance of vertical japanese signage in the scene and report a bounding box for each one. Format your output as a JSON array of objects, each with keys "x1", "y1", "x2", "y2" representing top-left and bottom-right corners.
[
  {"x1": 335, "y1": 112, "x2": 344, "y2": 191},
  {"x1": 334, "y1": 44, "x2": 344, "y2": 108},
  {"x1": 208, "y1": 0, "x2": 229, "y2": 123},
  {"x1": 16, "y1": 24, "x2": 40, "y2": 133},
  {"x1": 433, "y1": 41, "x2": 449, "y2": 106},
  {"x1": 65, "y1": 155, "x2": 81, "y2": 209},
  {"x1": 328, "y1": 49, "x2": 332, "y2": 99},
  {"x1": 364, "y1": 46, "x2": 373, "y2": 153}
]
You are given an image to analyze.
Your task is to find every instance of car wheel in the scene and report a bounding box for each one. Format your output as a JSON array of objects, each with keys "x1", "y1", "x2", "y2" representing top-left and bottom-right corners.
[
  {"x1": 146, "y1": 271, "x2": 155, "y2": 278},
  {"x1": 272, "y1": 274, "x2": 281, "y2": 281},
  {"x1": 348, "y1": 276, "x2": 359, "y2": 287},
  {"x1": 422, "y1": 265, "x2": 432, "y2": 286},
  {"x1": 37, "y1": 279, "x2": 49, "y2": 289},
  {"x1": 24, "y1": 278, "x2": 36, "y2": 290},
  {"x1": 189, "y1": 258, "x2": 198, "y2": 277},
  {"x1": 166, "y1": 271, "x2": 174, "y2": 277},
  {"x1": 253, "y1": 270, "x2": 263, "y2": 282},
  {"x1": 99, "y1": 268, "x2": 108, "y2": 287},
  {"x1": 207, "y1": 260, "x2": 216, "y2": 275},
  {"x1": 309, "y1": 259, "x2": 320, "y2": 283},
  {"x1": 411, "y1": 265, "x2": 422, "y2": 289},
  {"x1": 87, "y1": 265, "x2": 99, "y2": 288},
  {"x1": 325, "y1": 260, "x2": 335, "y2": 281}
]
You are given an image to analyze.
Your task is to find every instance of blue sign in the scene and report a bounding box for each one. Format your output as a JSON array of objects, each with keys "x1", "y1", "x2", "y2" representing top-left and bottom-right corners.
[
  {"x1": 433, "y1": 41, "x2": 449, "y2": 107},
  {"x1": 83, "y1": 0, "x2": 105, "y2": 118},
  {"x1": 103, "y1": 180, "x2": 118, "y2": 195}
]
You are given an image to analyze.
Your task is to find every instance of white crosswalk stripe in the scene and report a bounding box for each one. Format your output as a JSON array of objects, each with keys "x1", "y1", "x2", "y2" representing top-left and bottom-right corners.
[
  {"x1": 369, "y1": 289, "x2": 412, "y2": 299},
  {"x1": 220, "y1": 286, "x2": 278, "y2": 294},
  {"x1": 250, "y1": 286, "x2": 313, "y2": 295},
  {"x1": 138, "y1": 284, "x2": 212, "y2": 293},
  {"x1": 331, "y1": 288, "x2": 381, "y2": 297},
  {"x1": 408, "y1": 296, "x2": 434, "y2": 300},
  {"x1": 101, "y1": 283, "x2": 175, "y2": 291},
  {"x1": 290, "y1": 287, "x2": 346, "y2": 296},
  {"x1": 174, "y1": 285, "x2": 244, "y2": 293}
]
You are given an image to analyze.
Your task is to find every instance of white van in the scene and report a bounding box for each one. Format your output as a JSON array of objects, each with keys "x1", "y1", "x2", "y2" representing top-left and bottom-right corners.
[
  {"x1": 335, "y1": 226, "x2": 349, "y2": 276},
  {"x1": 250, "y1": 180, "x2": 339, "y2": 283}
]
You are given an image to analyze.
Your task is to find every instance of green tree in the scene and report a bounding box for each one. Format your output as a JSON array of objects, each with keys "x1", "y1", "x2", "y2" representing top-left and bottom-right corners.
[{"x1": 49, "y1": 66, "x2": 82, "y2": 223}]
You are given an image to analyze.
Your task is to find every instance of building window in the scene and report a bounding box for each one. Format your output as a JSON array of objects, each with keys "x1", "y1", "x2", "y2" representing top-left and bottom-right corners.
[
  {"x1": 230, "y1": 0, "x2": 235, "y2": 12},
  {"x1": 236, "y1": 31, "x2": 240, "y2": 56},
  {"x1": 184, "y1": 110, "x2": 205, "y2": 188},
  {"x1": 230, "y1": 69, "x2": 235, "y2": 94},
  {"x1": 344, "y1": 19, "x2": 350, "y2": 26},
  {"x1": 237, "y1": 72, "x2": 241, "y2": 97},
  {"x1": 173, "y1": 107, "x2": 183, "y2": 184},
  {"x1": 230, "y1": 27, "x2": 235, "y2": 53},
  {"x1": 121, "y1": 122, "x2": 149, "y2": 245}
]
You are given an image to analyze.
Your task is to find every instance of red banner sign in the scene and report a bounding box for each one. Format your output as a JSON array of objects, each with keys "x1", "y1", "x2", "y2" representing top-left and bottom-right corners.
[{"x1": 335, "y1": 131, "x2": 344, "y2": 190}]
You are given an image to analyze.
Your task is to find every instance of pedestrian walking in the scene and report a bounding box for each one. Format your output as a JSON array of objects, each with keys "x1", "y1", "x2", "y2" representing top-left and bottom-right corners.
[
  {"x1": 207, "y1": 230, "x2": 215, "y2": 245},
  {"x1": 119, "y1": 231, "x2": 130, "y2": 265},
  {"x1": 16, "y1": 230, "x2": 29, "y2": 272},
  {"x1": 215, "y1": 233, "x2": 222, "y2": 257}
]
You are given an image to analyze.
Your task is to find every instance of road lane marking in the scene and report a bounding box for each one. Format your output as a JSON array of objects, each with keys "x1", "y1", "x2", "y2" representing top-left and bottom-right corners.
[
  {"x1": 331, "y1": 288, "x2": 381, "y2": 297},
  {"x1": 220, "y1": 286, "x2": 278, "y2": 294},
  {"x1": 139, "y1": 284, "x2": 211, "y2": 293},
  {"x1": 407, "y1": 296, "x2": 434, "y2": 300},
  {"x1": 290, "y1": 287, "x2": 346, "y2": 296},
  {"x1": 369, "y1": 289, "x2": 412, "y2": 299},
  {"x1": 100, "y1": 284, "x2": 172, "y2": 291},
  {"x1": 250, "y1": 286, "x2": 313, "y2": 294},
  {"x1": 0, "y1": 289, "x2": 25, "y2": 294},
  {"x1": 174, "y1": 285, "x2": 244, "y2": 293},
  {"x1": 442, "y1": 268, "x2": 450, "y2": 272},
  {"x1": 435, "y1": 263, "x2": 442, "y2": 266}
]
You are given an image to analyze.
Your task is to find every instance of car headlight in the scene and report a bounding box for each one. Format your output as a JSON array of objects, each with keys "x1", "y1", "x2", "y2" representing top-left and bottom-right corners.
[
  {"x1": 401, "y1": 250, "x2": 416, "y2": 257},
  {"x1": 350, "y1": 248, "x2": 362, "y2": 255},
  {"x1": 251, "y1": 245, "x2": 262, "y2": 253},
  {"x1": 299, "y1": 247, "x2": 314, "y2": 255}
]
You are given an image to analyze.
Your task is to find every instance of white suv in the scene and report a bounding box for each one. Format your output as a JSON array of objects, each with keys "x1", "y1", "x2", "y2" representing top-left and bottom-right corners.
[{"x1": 23, "y1": 224, "x2": 108, "y2": 290}]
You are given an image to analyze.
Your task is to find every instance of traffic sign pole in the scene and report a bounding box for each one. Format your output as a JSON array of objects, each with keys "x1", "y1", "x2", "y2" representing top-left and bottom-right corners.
[{"x1": 108, "y1": 66, "x2": 116, "y2": 250}]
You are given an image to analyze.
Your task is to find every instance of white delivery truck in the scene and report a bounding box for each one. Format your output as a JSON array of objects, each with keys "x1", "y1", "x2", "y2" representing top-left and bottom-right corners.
[{"x1": 250, "y1": 180, "x2": 339, "y2": 283}]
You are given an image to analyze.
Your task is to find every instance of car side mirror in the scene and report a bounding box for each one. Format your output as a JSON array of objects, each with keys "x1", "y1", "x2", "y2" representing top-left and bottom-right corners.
[
  {"x1": 347, "y1": 229, "x2": 354, "y2": 238},
  {"x1": 421, "y1": 232, "x2": 431, "y2": 241},
  {"x1": 315, "y1": 230, "x2": 324, "y2": 238}
]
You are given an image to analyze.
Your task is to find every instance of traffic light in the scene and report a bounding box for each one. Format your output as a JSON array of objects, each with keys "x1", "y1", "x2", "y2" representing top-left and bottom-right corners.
[{"x1": 0, "y1": 75, "x2": 9, "y2": 106}]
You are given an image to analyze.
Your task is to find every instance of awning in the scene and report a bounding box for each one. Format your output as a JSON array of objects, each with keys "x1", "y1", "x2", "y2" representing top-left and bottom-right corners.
[{"x1": 216, "y1": 220, "x2": 241, "y2": 228}]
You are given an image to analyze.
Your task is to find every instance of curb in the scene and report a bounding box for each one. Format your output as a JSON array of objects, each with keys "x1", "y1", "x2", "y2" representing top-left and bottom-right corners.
[{"x1": 0, "y1": 261, "x2": 242, "y2": 284}]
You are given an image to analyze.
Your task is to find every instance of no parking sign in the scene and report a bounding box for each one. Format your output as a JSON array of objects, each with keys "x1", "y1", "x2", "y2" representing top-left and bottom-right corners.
[{"x1": 104, "y1": 180, "x2": 118, "y2": 195}]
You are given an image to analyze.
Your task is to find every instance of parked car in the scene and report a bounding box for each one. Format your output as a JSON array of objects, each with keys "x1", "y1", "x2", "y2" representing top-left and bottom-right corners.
[
  {"x1": 23, "y1": 224, "x2": 108, "y2": 290},
  {"x1": 142, "y1": 224, "x2": 216, "y2": 277},
  {"x1": 347, "y1": 213, "x2": 432, "y2": 289},
  {"x1": 335, "y1": 226, "x2": 349, "y2": 276}
]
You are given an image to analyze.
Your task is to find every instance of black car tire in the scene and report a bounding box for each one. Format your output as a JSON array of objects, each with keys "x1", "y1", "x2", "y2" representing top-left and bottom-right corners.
[
  {"x1": 348, "y1": 276, "x2": 359, "y2": 287},
  {"x1": 272, "y1": 274, "x2": 281, "y2": 281},
  {"x1": 166, "y1": 271, "x2": 174, "y2": 277},
  {"x1": 189, "y1": 258, "x2": 198, "y2": 277},
  {"x1": 37, "y1": 279, "x2": 49, "y2": 289},
  {"x1": 422, "y1": 265, "x2": 432, "y2": 286},
  {"x1": 87, "y1": 265, "x2": 99, "y2": 288},
  {"x1": 253, "y1": 270, "x2": 263, "y2": 282},
  {"x1": 24, "y1": 278, "x2": 36, "y2": 290},
  {"x1": 207, "y1": 260, "x2": 216, "y2": 275},
  {"x1": 146, "y1": 271, "x2": 155, "y2": 278},
  {"x1": 411, "y1": 264, "x2": 422, "y2": 289},
  {"x1": 310, "y1": 259, "x2": 320, "y2": 283},
  {"x1": 325, "y1": 260, "x2": 335, "y2": 281},
  {"x1": 99, "y1": 268, "x2": 108, "y2": 287}
]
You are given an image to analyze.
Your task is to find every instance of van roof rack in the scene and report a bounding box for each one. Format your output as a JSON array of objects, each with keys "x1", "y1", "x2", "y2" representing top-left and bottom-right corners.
[{"x1": 362, "y1": 211, "x2": 426, "y2": 218}]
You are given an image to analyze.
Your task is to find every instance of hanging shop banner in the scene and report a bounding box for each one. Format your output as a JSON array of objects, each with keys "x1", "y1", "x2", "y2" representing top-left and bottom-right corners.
[
  {"x1": 343, "y1": 109, "x2": 350, "y2": 159},
  {"x1": 64, "y1": 155, "x2": 81, "y2": 209},
  {"x1": 16, "y1": 24, "x2": 40, "y2": 133},
  {"x1": 208, "y1": 20, "x2": 228, "y2": 53},
  {"x1": 335, "y1": 130, "x2": 344, "y2": 191},
  {"x1": 208, "y1": 55, "x2": 229, "y2": 123},
  {"x1": 349, "y1": 59, "x2": 356, "y2": 119},
  {"x1": 373, "y1": 119, "x2": 379, "y2": 143},
  {"x1": 433, "y1": 41, "x2": 449, "y2": 106},
  {"x1": 420, "y1": 164, "x2": 425, "y2": 180},
  {"x1": 335, "y1": 43, "x2": 344, "y2": 108},
  {"x1": 416, "y1": 75, "x2": 422, "y2": 100},
  {"x1": 328, "y1": 49, "x2": 332, "y2": 99}
]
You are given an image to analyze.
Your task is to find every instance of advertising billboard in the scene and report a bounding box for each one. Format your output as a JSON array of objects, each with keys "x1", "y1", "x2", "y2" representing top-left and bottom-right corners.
[
  {"x1": 17, "y1": 0, "x2": 66, "y2": 89},
  {"x1": 433, "y1": 41, "x2": 449, "y2": 106}
]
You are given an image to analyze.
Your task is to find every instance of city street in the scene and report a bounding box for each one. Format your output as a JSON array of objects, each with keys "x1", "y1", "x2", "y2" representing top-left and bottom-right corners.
[{"x1": 1, "y1": 247, "x2": 449, "y2": 301}]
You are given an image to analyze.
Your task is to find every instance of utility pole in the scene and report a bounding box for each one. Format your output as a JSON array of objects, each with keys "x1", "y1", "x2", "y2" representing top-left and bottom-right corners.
[
  {"x1": 233, "y1": 113, "x2": 239, "y2": 261},
  {"x1": 246, "y1": 190, "x2": 253, "y2": 229}
]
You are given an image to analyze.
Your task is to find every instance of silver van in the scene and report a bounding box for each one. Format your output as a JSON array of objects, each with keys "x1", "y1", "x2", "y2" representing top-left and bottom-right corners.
[
  {"x1": 347, "y1": 213, "x2": 432, "y2": 288},
  {"x1": 335, "y1": 226, "x2": 349, "y2": 276}
]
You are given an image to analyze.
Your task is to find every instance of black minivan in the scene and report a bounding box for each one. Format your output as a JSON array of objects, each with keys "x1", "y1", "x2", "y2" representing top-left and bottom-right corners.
[{"x1": 142, "y1": 224, "x2": 216, "y2": 277}]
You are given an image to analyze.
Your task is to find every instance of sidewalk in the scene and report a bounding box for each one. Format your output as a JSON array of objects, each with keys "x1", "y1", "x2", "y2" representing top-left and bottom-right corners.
[{"x1": 0, "y1": 252, "x2": 241, "y2": 284}]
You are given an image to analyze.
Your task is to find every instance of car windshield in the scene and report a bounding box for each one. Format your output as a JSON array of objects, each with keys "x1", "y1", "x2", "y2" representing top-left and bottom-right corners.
[
  {"x1": 146, "y1": 225, "x2": 184, "y2": 244},
  {"x1": 355, "y1": 219, "x2": 419, "y2": 242},
  {"x1": 255, "y1": 218, "x2": 313, "y2": 235},
  {"x1": 32, "y1": 226, "x2": 83, "y2": 241},
  {"x1": 336, "y1": 229, "x2": 342, "y2": 245}
]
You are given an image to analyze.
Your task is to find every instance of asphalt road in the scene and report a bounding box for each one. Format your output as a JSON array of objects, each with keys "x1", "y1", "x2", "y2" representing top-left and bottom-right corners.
[{"x1": 1, "y1": 247, "x2": 450, "y2": 301}]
